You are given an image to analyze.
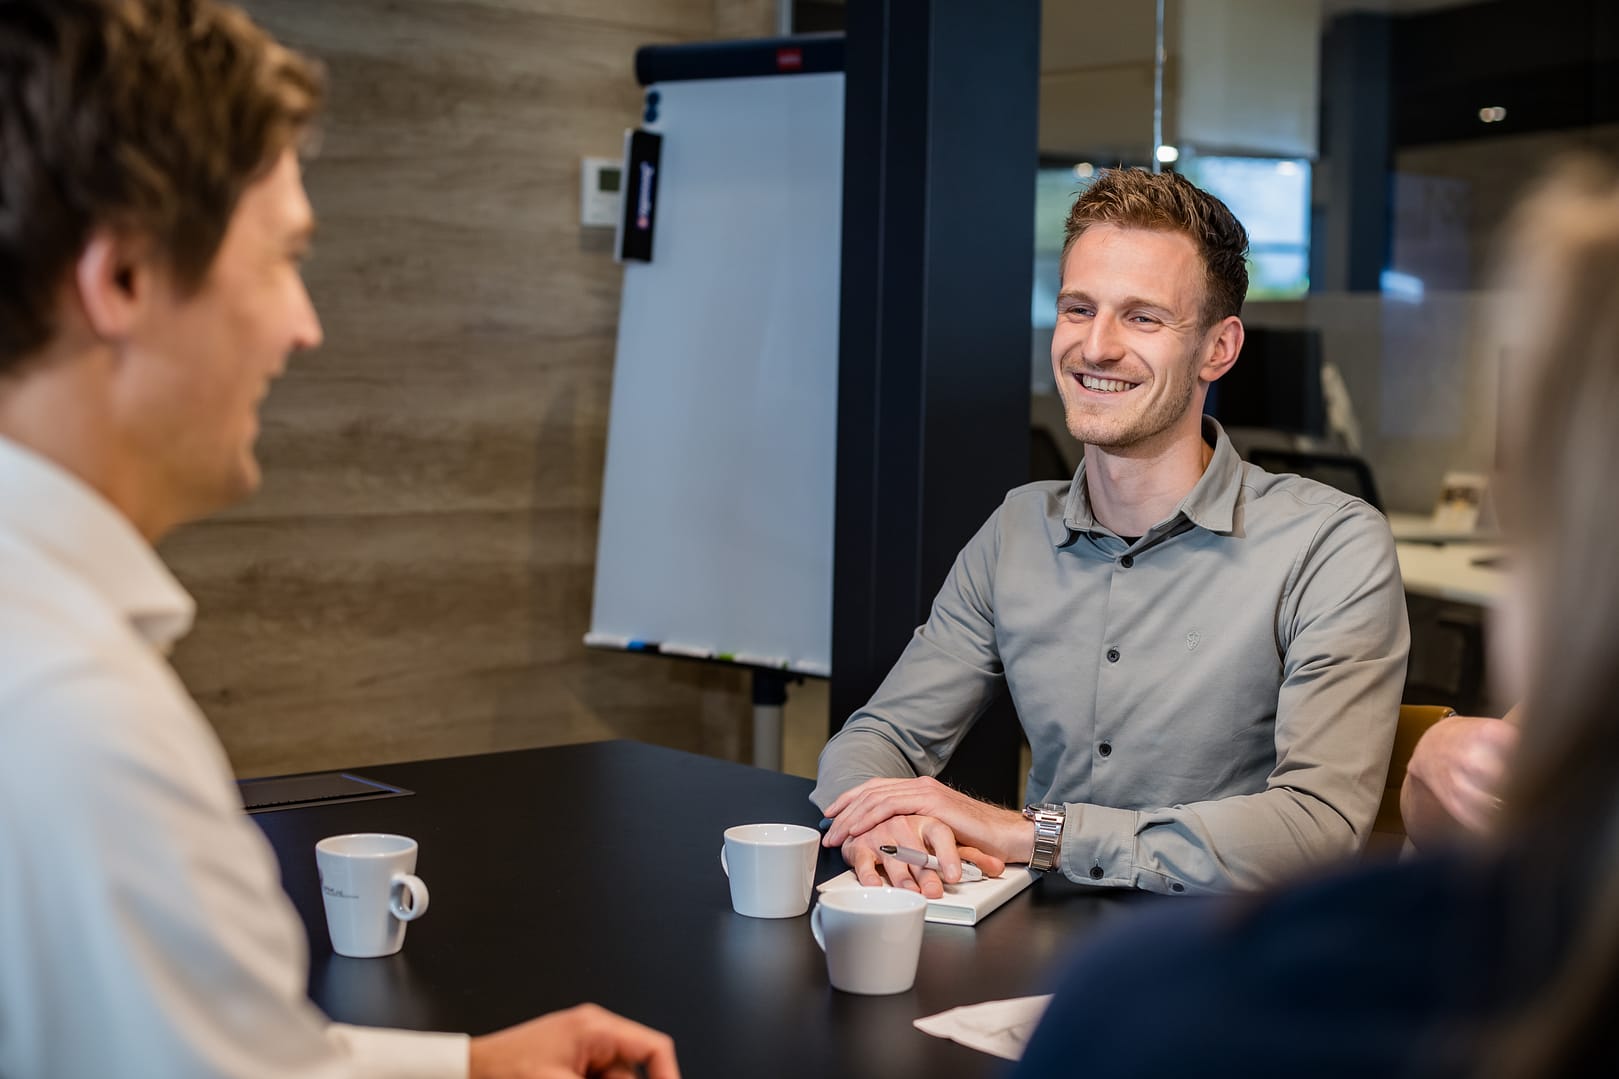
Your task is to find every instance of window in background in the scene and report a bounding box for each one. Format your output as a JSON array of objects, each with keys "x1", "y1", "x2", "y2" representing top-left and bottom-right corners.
[
  {"x1": 1032, "y1": 154, "x2": 1311, "y2": 335},
  {"x1": 1179, "y1": 155, "x2": 1312, "y2": 300},
  {"x1": 1031, "y1": 164, "x2": 1096, "y2": 329}
]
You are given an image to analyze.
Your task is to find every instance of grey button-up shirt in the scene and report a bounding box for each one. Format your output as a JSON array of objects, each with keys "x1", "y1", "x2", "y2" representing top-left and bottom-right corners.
[{"x1": 812, "y1": 419, "x2": 1410, "y2": 895}]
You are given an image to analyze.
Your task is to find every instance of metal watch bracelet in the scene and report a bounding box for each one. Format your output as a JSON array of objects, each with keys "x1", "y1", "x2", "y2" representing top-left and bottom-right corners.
[{"x1": 1023, "y1": 802, "x2": 1066, "y2": 872}]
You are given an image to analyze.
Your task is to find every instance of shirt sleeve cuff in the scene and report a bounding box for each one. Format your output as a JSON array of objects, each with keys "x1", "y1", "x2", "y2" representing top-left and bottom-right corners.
[
  {"x1": 328, "y1": 1024, "x2": 470, "y2": 1079},
  {"x1": 1059, "y1": 803, "x2": 1137, "y2": 888}
]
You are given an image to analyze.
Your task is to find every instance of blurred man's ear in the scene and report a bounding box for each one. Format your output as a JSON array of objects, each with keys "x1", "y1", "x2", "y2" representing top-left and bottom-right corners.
[
  {"x1": 72, "y1": 231, "x2": 154, "y2": 342},
  {"x1": 1199, "y1": 316, "x2": 1244, "y2": 384}
]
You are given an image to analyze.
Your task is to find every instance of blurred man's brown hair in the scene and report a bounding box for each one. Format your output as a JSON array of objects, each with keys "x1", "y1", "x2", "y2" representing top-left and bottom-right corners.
[{"x1": 0, "y1": 0, "x2": 323, "y2": 372}]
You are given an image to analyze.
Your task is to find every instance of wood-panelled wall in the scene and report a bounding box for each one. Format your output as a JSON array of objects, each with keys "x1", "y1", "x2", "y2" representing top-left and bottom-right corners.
[{"x1": 159, "y1": 0, "x2": 776, "y2": 777}]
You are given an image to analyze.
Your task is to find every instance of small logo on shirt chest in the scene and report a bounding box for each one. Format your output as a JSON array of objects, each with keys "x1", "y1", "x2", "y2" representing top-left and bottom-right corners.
[{"x1": 1185, "y1": 631, "x2": 1201, "y2": 652}]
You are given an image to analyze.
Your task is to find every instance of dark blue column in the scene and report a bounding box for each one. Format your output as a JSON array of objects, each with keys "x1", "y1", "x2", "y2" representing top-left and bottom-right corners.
[
  {"x1": 1315, "y1": 12, "x2": 1393, "y2": 293},
  {"x1": 831, "y1": 1, "x2": 1039, "y2": 806}
]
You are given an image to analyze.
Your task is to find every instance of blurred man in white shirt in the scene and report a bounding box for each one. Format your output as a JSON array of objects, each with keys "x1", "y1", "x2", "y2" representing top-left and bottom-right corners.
[{"x1": 0, "y1": 2, "x2": 677, "y2": 1076}]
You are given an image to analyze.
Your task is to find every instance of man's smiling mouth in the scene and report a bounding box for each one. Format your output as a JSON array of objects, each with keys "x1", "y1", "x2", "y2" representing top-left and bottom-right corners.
[{"x1": 1078, "y1": 373, "x2": 1139, "y2": 394}]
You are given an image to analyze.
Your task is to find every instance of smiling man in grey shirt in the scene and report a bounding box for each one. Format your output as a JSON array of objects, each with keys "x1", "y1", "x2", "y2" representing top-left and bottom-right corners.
[{"x1": 816, "y1": 169, "x2": 1409, "y2": 897}]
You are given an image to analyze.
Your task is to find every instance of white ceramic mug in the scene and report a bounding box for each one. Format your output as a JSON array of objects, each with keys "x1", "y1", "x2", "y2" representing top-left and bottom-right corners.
[
  {"x1": 811, "y1": 886, "x2": 928, "y2": 994},
  {"x1": 315, "y1": 833, "x2": 430, "y2": 958},
  {"x1": 719, "y1": 823, "x2": 819, "y2": 918}
]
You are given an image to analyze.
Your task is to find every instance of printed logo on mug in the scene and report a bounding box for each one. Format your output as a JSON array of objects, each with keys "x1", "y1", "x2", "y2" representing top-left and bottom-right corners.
[
  {"x1": 315, "y1": 833, "x2": 430, "y2": 958},
  {"x1": 719, "y1": 823, "x2": 819, "y2": 919}
]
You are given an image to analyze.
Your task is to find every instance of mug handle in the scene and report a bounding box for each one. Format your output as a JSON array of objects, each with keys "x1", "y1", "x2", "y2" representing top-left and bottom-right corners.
[
  {"x1": 389, "y1": 873, "x2": 430, "y2": 922},
  {"x1": 720, "y1": 846, "x2": 729, "y2": 877},
  {"x1": 810, "y1": 903, "x2": 827, "y2": 952}
]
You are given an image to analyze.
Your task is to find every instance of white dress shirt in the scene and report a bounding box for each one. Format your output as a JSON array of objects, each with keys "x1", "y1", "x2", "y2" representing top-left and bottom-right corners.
[{"x1": 0, "y1": 435, "x2": 470, "y2": 1078}]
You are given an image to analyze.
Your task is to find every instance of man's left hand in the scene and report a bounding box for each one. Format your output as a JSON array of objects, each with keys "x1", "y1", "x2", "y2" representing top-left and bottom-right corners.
[{"x1": 822, "y1": 776, "x2": 1032, "y2": 863}]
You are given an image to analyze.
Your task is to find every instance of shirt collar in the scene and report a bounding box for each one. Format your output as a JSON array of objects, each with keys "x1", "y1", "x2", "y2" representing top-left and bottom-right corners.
[
  {"x1": 1060, "y1": 415, "x2": 1243, "y2": 542},
  {"x1": 0, "y1": 435, "x2": 195, "y2": 652}
]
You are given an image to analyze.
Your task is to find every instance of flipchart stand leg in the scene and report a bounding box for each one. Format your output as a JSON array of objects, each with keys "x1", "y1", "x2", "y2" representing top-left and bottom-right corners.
[{"x1": 752, "y1": 670, "x2": 789, "y2": 771}]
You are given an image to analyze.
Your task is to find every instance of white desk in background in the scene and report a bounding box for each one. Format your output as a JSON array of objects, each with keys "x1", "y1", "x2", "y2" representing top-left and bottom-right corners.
[
  {"x1": 1394, "y1": 541, "x2": 1508, "y2": 607},
  {"x1": 1384, "y1": 512, "x2": 1508, "y2": 607},
  {"x1": 1385, "y1": 511, "x2": 1501, "y2": 546}
]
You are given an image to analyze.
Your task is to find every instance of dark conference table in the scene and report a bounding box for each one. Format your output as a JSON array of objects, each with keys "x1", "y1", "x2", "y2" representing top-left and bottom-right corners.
[{"x1": 252, "y1": 740, "x2": 1170, "y2": 1078}]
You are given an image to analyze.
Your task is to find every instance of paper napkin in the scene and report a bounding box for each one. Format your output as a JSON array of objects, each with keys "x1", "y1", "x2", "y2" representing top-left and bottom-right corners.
[{"x1": 913, "y1": 995, "x2": 1054, "y2": 1061}]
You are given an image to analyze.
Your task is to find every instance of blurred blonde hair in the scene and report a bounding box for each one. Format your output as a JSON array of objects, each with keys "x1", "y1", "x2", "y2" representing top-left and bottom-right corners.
[{"x1": 1489, "y1": 156, "x2": 1619, "y2": 1076}]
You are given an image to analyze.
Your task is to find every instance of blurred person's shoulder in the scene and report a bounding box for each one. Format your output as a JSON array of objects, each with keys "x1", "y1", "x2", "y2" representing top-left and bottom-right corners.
[{"x1": 1018, "y1": 856, "x2": 1503, "y2": 1079}]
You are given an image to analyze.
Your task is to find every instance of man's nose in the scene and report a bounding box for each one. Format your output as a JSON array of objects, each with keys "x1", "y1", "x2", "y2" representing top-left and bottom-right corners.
[
  {"x1": 1081, "y1": 316, "x2": 1124, "y2": 364},
  {"x1": 292, "y1": 283, "x2": 324, "y2": 353}
]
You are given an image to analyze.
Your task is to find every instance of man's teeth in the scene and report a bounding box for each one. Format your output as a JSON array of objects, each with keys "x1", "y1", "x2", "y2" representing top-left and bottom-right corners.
[{"x1": 1080, "y1": 375, "x2": 1135, "y2": 393}]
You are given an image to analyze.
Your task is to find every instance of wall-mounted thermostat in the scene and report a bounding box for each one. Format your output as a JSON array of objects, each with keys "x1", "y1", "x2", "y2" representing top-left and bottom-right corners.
[{"x1": 580, "y1": 157, "x2": 623, "y2": 228}]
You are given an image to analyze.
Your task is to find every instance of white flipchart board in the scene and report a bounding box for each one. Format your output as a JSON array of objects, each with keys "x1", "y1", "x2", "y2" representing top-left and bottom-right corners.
[{"x1": 587, "y1": 71, "x2": 843, "y2": 677}]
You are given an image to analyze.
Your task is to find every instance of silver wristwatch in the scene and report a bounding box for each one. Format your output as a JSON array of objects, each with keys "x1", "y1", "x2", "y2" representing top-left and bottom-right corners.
[{"x1": 1023, "y1": 802, "x2": 1066, "y2": 872}]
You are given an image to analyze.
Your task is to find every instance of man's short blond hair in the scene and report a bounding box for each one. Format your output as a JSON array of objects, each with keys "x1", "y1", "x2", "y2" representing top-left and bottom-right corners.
[{"x1": 1063, "y1": 168, "x2": 1250, "y2": 328}]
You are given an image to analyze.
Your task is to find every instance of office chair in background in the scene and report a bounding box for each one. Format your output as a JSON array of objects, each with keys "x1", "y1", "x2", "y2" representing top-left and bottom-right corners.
[{"x1": 1245, "y1": 447, "x2": 1385, "y2": 513}]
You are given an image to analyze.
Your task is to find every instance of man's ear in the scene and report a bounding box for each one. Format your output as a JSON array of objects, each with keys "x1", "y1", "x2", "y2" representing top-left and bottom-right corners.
[
  {"x1": 1199, "y1": 316, "x2": 1245, "y2": 384},
  {"x1": 72, "y1": 230, "x2": 154, "y2": 341}
]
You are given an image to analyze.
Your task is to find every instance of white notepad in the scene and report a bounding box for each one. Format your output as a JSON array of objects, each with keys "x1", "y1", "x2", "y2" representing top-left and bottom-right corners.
[{"x1": 816, "y1": 867, "x2": 1038, "y2": 926}]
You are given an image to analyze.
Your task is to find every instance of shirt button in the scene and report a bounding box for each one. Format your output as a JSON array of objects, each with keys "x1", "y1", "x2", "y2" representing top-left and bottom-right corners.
[
  {"x1": 1089, "y1": 865, "x2": 1104, "y2": 880},
  {"x1": 1098, "y1": 741, "x2": 1112, "y2": 757},
  {"x1": 1120, "y1": 554, "x2": 1134, "y2": 568},
  {"x1": 1171, "y1": 883, "x2": 1185, "y2": 893},
  {"x1": 1106, "y1": 648, "x2": 1120, "y2": 663}
]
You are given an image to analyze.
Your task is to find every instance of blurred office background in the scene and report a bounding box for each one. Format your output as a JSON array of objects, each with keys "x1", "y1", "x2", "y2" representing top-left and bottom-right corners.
[{"x1": 176, "y1": 0, "x2": 1589, "y2": 781}]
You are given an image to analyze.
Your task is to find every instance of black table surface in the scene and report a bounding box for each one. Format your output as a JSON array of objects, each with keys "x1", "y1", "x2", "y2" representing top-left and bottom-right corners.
[{"x1": 253, "y1": 740, "x2": 1168, "y2": 1078}]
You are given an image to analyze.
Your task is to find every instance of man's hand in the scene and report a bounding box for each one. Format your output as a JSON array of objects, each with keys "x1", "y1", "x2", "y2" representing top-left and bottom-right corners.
[
  {"x1": 1402, "y1": 712, "x2": 1520, "y2": 843},
  {"x1": 468, "y1": 1003, "x2": 679, "y2": 1079},
  {"x1": 823, "y1": 777, "x2": 1031, "y2": 869},
  {"x1": 835, "y1": 813, "x2": 1007, "y2": 899}
]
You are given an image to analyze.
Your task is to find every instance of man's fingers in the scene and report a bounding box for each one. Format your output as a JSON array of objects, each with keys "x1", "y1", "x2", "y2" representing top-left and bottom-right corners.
[
  {"x1": 854, "y1": 842, "x2": 940, "y2": 898},
  {"x1": 825, "y1": 782, "x2": 929, "y2": 844},
  {"x1": 877, "y1": 848, "x2": 917, "y2": 891},
  {"x1": 920, "y1": 819, "x2": 964, "y2": 883},
  {"x1": 848, "y1": 843, "x2": 885, "y2": 888},
  {"x1": 956, "y1": 844, "x2": 1007, "y2": 879},
  {"x1": 571, "y1": 1007, "x2": 681, "y2": 1079},
  {"x1": 833, "y1": 793, "x2": 939, "y2": 843},
  {"x1": 878, "y1": 848, "x2": 941, "y2": 898}
]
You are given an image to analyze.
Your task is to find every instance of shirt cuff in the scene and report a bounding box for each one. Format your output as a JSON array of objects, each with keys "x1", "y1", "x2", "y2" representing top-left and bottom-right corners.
[
  {"x1": 328, "y1": 1024, "x2": 470, "y2": 1079},
  {"x1": 1059, "y1": 803, "x2": 1137, "y2": 888}
]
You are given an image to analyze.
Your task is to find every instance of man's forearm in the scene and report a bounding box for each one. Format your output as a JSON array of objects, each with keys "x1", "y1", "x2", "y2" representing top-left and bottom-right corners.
[
  {"x1": 810, "y1": 726, "x2": 920, "y2": 811},
  {"x1": 1057, "y1": 787, "x2": 1364, "y2": 894}
]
